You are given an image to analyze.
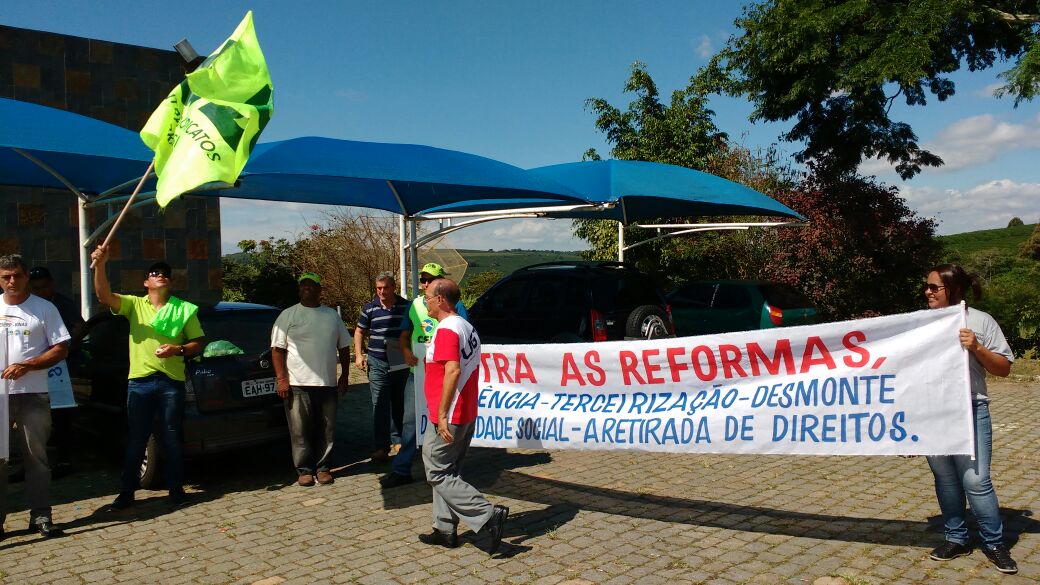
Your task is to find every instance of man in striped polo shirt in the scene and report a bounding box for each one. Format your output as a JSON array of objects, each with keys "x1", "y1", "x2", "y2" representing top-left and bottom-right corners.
[{"x1": 354, "y1": 271, "x2": 410, "y2": 462}]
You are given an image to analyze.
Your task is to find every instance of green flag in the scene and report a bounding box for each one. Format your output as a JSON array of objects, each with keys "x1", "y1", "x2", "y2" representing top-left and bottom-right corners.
[{"x1": 141, "y1": 11, "x2": 273, "y2": 208}]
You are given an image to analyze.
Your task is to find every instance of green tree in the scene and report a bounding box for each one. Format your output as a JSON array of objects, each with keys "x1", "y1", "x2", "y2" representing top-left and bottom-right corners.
[
  {"x1": 584, "y1": 61, "x2": 728, "y2": 168},
  {"x1": 762, "y1": 159, "x2": 943, "y2": 319},
  {"x1": 1019, "y1": 223, "x2": 1040, "y2": 259},
  {"x1": 460, "y1": 269, "x2": 504, "y2": 307},
  {"x1": 700, "y1": 0, "x2": 1040, "y2": 179},
  {"x1": 576, "y1": 63, "x2": 801, "y2": 288},
  {"x1": 576, "y1": 62, "x2": 733, "y2": 280},
  {"x1": 221, "y1": 238, "x2": 299, "y2": 307},
  {"x1": 1008, "y1": 216, "x2": 1025, "y2": 227}
]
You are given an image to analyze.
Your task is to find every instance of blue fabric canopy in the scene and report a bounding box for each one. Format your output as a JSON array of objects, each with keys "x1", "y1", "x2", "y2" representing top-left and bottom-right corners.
[
  {"x1": 216, "y1": 137, "x2": 589, "y2": 215},
  {"x1": 0, "y1": 97, "x2": 152, "y2": 195},
  {"x1": 528, "y1": 160, "x2": 803, "y2": 222}
]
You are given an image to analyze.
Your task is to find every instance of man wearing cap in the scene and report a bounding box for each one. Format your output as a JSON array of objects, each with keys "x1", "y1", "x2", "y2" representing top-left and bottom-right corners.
[
  {"x1": 379, "y1": 263, "x2": 467, "y2": 489},
  {"x1": 270, "y1": 272, "x2": 351, "y2": 486},
  {"x1": 0, "y1": 254, "x2": 70, "y2": 539},
  {"x1": 91, "y1": 245, "x2": 206, "y2": 509},
  {"x1": 29, "y1": 266, "x2": 84, "y2": 477},
  {"x1": 353, "y1": 272, "x2": 409, "y2": 463}
]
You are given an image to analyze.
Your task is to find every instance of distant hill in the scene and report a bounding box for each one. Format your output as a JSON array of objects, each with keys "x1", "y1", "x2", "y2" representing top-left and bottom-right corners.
[
  {"x1": 939, "y1": 223, "x2": 1037, "y2": 256},
  {"x1": 457, "y1": 249, "x2": 585, "y2": 283}
]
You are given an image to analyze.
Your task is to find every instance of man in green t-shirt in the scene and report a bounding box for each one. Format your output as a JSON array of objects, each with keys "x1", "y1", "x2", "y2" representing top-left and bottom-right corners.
[
  {"x1": 379, "y1": 263, "x2": 468, "y2": 489},
  {"x1": 91, "y1": 245, "x2": 206, "y2": 510}
]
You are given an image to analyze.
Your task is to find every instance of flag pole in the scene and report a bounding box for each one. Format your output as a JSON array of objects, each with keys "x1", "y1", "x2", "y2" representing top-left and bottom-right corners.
[{"x1": 89, "y1": 159, "x2": 155, "y2": 268}]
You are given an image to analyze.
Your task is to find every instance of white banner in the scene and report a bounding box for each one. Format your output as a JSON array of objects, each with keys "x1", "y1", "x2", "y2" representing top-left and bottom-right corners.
[
  {"x1": 414, "y1": 344, "x2": 429, "y2": 446},
  {"x1": 0, "y1": 331, "x2": 8, "y2": 461},
  {"x1": 47, "y1": 359, "x2": 76, "y2": 409},
  {"x1": 471, "y1": 305, "x2": 973, "y2": 456}
]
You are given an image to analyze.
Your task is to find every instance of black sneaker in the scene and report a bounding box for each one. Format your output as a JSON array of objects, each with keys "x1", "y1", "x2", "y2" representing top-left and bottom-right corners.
[
  {"x1": 417, "y1": 529, "x2": 458, "y2": 549},
  {"x1": 982, "y1": 545, "x2": 1018, "y2": 574},
  {"x1": 109, "y1": 492, "x2": 135, "y2": 511},
  {"x1": 486, "y1": 504, "x2": 509, "y2": 555},
  {"x1": 929, "y1": 540, "x2": 971, "y2": 561},
  {"x1": 379, "y1": 472, "x2": 413, "y2": 489}
]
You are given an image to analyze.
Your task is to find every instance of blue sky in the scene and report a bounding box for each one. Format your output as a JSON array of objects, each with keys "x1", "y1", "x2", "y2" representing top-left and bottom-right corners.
[{"x1": 4, "y1": 1, "x2": 1038, "y2": 253}]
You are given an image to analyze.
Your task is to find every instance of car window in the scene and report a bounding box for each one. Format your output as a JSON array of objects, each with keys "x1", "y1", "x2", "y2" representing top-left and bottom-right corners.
[
  {"x1": 591, "y1": 271, "x2": 660, "y2": 312},
  {"x1": 760, "y1": 284, "x2": 815, "y2": 309},
  {"x1": 200, "y1": 310, "x2": 280, "y2": 356},
  {"x1": 486, "y1": 278, "x2": 528, "y2": 313},
  {"x1": 565, "y1": 278, "x2": 590, "y2": 308},
  {"x1": 526, "y1": 278, "x2": 565, "y2": 310},
  {"x1": 670, "y1": 283, "x2": 717, "y2": 307},
  {"x1": 713, "y1": 284, "x2": 753, "y2": 309}
]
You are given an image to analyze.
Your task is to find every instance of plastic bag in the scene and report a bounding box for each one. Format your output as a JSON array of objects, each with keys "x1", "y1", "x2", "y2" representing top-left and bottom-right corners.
[{"x1": 203, "y1": 340, "x2": 245, "y2": 358}]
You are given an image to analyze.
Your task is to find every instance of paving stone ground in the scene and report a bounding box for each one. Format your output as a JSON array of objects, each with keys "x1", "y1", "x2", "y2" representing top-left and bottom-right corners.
[{"x1": 1, "y1": 376, "x2": 1037, "y2": 584}]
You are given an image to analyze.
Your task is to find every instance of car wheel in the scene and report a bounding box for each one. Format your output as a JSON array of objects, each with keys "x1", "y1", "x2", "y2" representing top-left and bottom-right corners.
[
  {"x1": 625, "y1": 305, "x2": 670, "y2": 339},
  {"x1": 549, "y1": 333, "x2": 584, "y2": 344},
  {"x1": 139, "y1": 433, "x2": 163, "y2": 490}
]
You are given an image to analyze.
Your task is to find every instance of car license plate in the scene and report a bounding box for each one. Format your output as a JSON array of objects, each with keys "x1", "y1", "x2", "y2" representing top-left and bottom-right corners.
[{"x1": 241, "y1": 377, "x2": 277, "y2": 397}]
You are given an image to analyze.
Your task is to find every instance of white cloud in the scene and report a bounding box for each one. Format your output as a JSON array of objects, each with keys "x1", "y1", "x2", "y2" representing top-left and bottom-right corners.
[
  {"x1": 929, "y1": 114, "x2": 1040, "y2": 171},
  {"x1": 973, "y1": 82, "x2": 1004, "y2": 98},
  {"x1": 694, "y1": 34, "x2": 714, "y2": 59},
  {"x1": 443, "y1": 218, "x2": 584, "y2": 250},
  {"x1": 858, "y1": 156, "x2": 896, "y2": 177},
  {"x1": 219, "y1": 199, "x2": 340, "y2": 254},
  {"x1": 859, "y1": 113, "x2": 1040, "y2": 175},
  {"x1": 220, "y1": 202, "x2": 585, "y2": 255},
  {"x1": 899, "y1": 179, "x2": 1040, "y2": 235}
]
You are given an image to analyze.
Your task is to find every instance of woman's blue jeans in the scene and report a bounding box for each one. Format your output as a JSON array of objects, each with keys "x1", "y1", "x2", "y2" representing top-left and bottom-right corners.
[
  {"x1": 926, "y1": 402, "x2": 1003, "y2": 547},
  {"x1": 121, "y1": 373, "x2": 185, "y2": 493}
]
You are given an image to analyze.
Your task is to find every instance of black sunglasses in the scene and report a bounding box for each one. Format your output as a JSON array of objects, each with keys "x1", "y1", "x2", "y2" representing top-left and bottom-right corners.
[
  {"x1": 419, "y1": 276, "x2": 436, "y2": 284},
  {"x1": 922, "y1": 283, "x2": 945, "y2": 293},
  {"x1": 148, "y1": 270, "x2": 170, "y2": 279}
]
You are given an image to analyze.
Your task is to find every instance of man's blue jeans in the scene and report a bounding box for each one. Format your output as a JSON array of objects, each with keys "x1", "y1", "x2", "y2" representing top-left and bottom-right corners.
[
  {"x1": 391, "y1": 373, "x2": 418, "y2": 477},
  {"x1": 121, "y1": 373, "x2": 185, "y2": 494},
  {"x1": 367, "y1": 355, "x2": 408, "y2": 452},
  {"x1": 926, "y1": 401, "x2": 1004, "y2": 547}
]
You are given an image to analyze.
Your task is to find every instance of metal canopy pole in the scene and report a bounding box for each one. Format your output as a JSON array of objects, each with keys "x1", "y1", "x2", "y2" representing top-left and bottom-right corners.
[
  {"x1": 12, "y1": 148, "x2": 94, "y2": 319},
  {"x1": 618, "y1": 221, "x2": 625, "y2": 262},
  {"x1": 398, "y1": 214, "x2": 407, "y2": 295},
  {"x1": 409, "y1": 220, "x2": 419, "y2": 297}
]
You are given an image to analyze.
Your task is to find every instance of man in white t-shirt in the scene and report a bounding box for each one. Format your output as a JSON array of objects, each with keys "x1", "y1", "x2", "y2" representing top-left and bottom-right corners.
[
  {"x1": 0, "y1": 255, "x2": 70, "y2": 540},
  {"x1": 270, "y1": 272, "x2": 351, "y2": 487}
]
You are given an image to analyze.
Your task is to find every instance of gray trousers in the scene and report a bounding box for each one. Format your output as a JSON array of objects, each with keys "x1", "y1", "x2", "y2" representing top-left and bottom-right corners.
[
  {"x1": 0, "y1": 393, "x2": 52, "y2": 526},
  {"x1": 422, "y1": 420, "x2": 493, "y2": 534},
  {"x1": 284, "y1": 386, "x2": 337, "y2": 475}
]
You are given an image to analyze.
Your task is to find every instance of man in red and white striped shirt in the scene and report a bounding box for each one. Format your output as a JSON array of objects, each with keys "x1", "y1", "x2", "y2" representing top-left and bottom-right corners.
[{"x1": 419, "y1": 278, "x2": 508, "y2": 555}]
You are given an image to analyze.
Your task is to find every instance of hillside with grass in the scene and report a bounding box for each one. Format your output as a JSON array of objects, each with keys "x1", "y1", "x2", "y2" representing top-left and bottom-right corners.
[
  {"x1": 939, "y1": 223, "x2": 1037, "y2": 255},
  {"x1": 940, "y1": 222, "x2": 1039, "y2": 358},
  {"x1": 459, "y1": 249, "x2": 584, "y2": 282}
]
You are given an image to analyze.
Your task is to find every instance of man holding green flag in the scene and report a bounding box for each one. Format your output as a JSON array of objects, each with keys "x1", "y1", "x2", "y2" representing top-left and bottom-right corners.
[{"x1": 140, "y1": 10, "x2": 273, "y2": 208}]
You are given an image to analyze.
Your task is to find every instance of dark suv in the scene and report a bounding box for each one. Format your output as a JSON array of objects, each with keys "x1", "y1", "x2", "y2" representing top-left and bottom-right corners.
[
  {"x1": 69, "y1": 302, "x2": 288, "y2": 488},
  {"x1": 468, "y1": 261, "x2": 674, "y2": 344},
  {"x1": 667, "y1": 280, "x2": 818, "y2": 336}
]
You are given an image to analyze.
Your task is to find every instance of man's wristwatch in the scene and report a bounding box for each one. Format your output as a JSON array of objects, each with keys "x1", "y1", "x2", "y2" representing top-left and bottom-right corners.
[{"x1": 178, "y1": 345, "x2": 185, "y2": 355}]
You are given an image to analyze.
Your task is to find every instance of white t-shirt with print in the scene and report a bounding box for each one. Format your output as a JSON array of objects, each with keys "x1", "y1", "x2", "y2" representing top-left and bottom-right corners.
[
  {"x1": 1, "y1": 294, "x2": 71, "y2": 394},
  {"x1": 270, "y1": 304, "x2": 350, "y2": 387},
  {"x1": 966, "y1": 307, "x2": 1014, "y2": 401}
]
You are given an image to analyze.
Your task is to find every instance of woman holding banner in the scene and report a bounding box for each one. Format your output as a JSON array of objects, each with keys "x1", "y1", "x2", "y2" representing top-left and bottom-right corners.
[{"x1": 922, "y1": 264, "x2": 1017, "y2": 574}]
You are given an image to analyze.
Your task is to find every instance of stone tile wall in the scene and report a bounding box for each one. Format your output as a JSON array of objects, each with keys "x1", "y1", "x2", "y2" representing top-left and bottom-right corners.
[{"x1": 0, "y1": 24, "x2": 223, "y2": 309}]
